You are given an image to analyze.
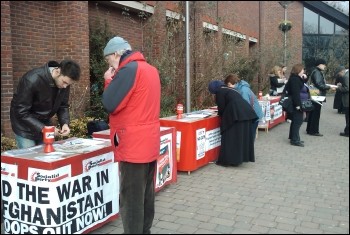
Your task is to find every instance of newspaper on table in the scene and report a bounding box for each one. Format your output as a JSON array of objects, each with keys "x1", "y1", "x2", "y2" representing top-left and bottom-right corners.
[
  {"x1": 2, "y1": 138, "x2": 109, "y2": 159},
  {"x1": 54, "y1": 138, "x2": 108, "y2": 153},
  {"x1": 184, "y1": 110, "x2": 215, "y2": 119}
]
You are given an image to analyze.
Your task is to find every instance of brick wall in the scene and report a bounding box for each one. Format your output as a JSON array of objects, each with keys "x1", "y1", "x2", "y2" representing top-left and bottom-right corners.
[
  {"x1": 260, "y1": 1, "x2": 303, "y2": 63},
  {"x1": 10, "y1": 1, "x2": 56, "y2": 85},
  {"x1": 1, "y1": 1, "x2": 305, "y2": 137},
  {"x1": 1, "y1": 1, "x2": 13, "y2": 137},
  {"x1": 54, "y1": 1, "x2": 90, "y2": 118},
  {"x1": 1, "y1": 1, "x2": 90, "y2": 137},
  {"x1": 89, "y1": 2, "x2": 144, "y2": 52}
]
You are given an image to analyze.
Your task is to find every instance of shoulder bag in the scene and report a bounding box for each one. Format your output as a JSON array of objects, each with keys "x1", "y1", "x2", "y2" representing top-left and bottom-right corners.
[
  {"x1": 279, "y1": 93, "x2": 293, "y2": 113},
  {"x1": 87, "y1": 119, "x2": 109, "y2": 136},
  {"x1": 301, "y1": 99, "x2": 314, "y2": 112}
]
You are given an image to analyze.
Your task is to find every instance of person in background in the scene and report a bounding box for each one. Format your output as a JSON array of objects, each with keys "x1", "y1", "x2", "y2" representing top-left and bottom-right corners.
[
  {"x1": 335, "y1": 66, "x2": 349, "y2": 137},
  {"x1": 306, "y1": 58, "x2": 336, "y2": 136},
  {"x1": 281, "y1": 65, "x2": 288, "y2": 80},
  {"x1": 284, "y1": 64, "x2": 310, "y2": 147},
  {"x1": 269, "y1": 65, "x2": 286, "y2": 96},
  {"x1": 277, "y1": 64, "x2": 292, "y2": 123},
  {"x1": 10, "y1": 60, "x2": 81, "y2": 149},
  {"x1": 280, "y1": 65, "x2": 292, "y2": 123},
  {"x1": 101, "y1": 36, "x2": 161, "y2": 234},
  {"x1": 224, "y1": 74, "x2": 263, "y2": 141},
  {"x1": 208, "y1": 79, "x2": 258, "y2": 167},
  {"x1": 333, "y1": 67, "x2": 345, "y2": 114}
]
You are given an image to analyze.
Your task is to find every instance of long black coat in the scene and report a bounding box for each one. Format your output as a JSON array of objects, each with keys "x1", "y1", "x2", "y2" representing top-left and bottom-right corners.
[
  {"x1": 333, "y1": 75, "x2": 344, "y2": 110},
  {"x1": 215, "y1": 87, "x2": 258, "y2": 166}
]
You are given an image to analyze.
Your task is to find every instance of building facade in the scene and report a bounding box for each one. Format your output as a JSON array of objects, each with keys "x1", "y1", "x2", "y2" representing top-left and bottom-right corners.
[{"x1": 1, "y1": 1, "x2": 348, "y2": 137}]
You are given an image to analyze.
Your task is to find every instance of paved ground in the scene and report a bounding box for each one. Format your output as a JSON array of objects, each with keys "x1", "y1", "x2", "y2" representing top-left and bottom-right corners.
[
  {"x1": 2, "y1": 96, "x2": 349, "y2": 234},
  {"x1": 89, "y1": 95, "x2": 349, "y2": 234}
]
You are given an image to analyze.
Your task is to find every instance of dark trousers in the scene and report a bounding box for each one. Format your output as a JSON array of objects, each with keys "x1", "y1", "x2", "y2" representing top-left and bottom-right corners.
[
  {"x1": 306, "y1": 102, "x2": 322, "y2": 134},
  {"x1": 119, "y1": 161, "x2": 156, "y2": 234},
  {"x1": 289, "y1": 109, "x2": 304, "y2": 142},
  {"x1": 344, "y1": 107, "x2": 349, "y2": 134}
]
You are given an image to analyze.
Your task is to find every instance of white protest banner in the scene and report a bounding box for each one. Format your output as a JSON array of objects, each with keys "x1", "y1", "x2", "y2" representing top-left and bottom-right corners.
[{"x1": 2, "y1": 162, "x2": 119, "y2": 234}]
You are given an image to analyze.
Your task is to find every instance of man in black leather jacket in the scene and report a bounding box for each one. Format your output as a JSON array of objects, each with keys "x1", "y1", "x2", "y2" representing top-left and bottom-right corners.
[
  {"x1": 306, "y1": 58, "x2": 335, "y2": 136},
  {"x1": 10, "y1": 60, "x2": 81, "y2": 148}
]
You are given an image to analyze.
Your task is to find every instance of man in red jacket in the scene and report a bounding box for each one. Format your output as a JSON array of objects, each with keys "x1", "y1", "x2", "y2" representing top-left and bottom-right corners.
[{"x1": 102, "y1": 36, "x2": 161, "y2": 234}]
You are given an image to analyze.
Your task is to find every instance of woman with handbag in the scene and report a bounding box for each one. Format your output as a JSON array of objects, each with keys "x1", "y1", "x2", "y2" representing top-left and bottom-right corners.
[{"x1": 285, "y1": 64, "x2": 310, "y2": 147}]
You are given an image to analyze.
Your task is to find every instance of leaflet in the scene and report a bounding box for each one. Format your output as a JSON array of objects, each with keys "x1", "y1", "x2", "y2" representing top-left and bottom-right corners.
[
  {"x1": 311, "y1": 96, "x2": 326, "y2": 102},
  {"x1": 326, "y1": 84, "x2": 338, "y2": 89}
]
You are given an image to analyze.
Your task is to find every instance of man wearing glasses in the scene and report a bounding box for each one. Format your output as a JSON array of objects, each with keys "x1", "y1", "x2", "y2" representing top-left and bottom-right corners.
[{"x1": 10, "y1": 59, "x2": 81, "y2": 148}]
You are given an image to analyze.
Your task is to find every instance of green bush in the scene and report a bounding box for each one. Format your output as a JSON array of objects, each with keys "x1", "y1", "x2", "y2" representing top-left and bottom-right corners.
[
  {"x1": 55, "y1": 116, "x2": 95, "y2": 141},
  {"x1": 1, "y1": 135, "x2": 16, "y2": 152},
  {"x1": 87, "y1": 18, "x2": 113, "y2": 121},
  {"x1": 0, "y1": 117, "x2": 95, "y2": 149}
]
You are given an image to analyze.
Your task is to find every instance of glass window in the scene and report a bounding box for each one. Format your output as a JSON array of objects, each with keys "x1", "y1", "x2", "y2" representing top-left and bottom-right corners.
[
  {"x1": 333, "y1": 35, "x2": 349, "y2": 59},
  {"x1": 303, "y1": 48, "x2": 316, "y2": 59},
  {"x1": 319, "y1": 36, "x2": 332, "y2": 50},
  {"x1": 303, "y1": 35, "x2": 318, "y2": 48},
  {"x1": 303, "y1": 48, "x2": 317, "y2": 70},
  {"x1": 335, "y1": 25, "x2": 347, "y2": 35},
  {"x1": 334, "y1": 44, "x2": 344, "y2": 59},
  {"x1": 319, "y1": 16, "x2": 334, "y2": 34},
  {"x1": 318, "y1": 48, "x2": 329, "y2": 59},
  {"x1": 303, "y1": 8, "x2": 318, "y2": 34},
  {"x1": 302, "y1": 7, "x2": 349, "y2": 69}
]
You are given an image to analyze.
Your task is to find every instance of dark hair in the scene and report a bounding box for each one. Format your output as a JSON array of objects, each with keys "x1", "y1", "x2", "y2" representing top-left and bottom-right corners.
[
  {"x1": 224, "y1": 73, "x2": 240, "y2": 85},
  {"x1": 290, "y1": 64, "x2": 304, "y2": 75},
  {"x1": 315, "y1": 58, "x2": 326, "y2": 66},
  {"x1": 60, "y1": 59, "x2": 81, "y2": 81}
]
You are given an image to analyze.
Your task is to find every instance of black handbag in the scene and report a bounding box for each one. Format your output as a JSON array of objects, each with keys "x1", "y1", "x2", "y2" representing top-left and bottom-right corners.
[
  {"x1": 87, "y1": 119, "x2": 109, "y2": 136},
  {"x1": 279, "y1": 94, "x2": 293, "y2": 113},
  {"x1": 301, "y1": 99, "x2": 314, "y2": 112}
]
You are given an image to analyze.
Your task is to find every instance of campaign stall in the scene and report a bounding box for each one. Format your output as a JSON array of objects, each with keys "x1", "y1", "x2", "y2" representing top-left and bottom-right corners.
[
  {"x1": 159, "y1": 110, "x2": 221, "y2": 174},
  {"x1": 92, "y1": 127, "x2": 177, "y2": 192},
  {"x1": 1, "y1": 138, "x2": 118, "y2": 234},
  {"x1": 258, "y1": 96, "x2": 286, "y2": 132}
]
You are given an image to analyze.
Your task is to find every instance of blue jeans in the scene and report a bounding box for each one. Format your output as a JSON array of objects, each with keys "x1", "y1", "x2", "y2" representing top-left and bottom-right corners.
[{"x1": 15, "y1": 134, "x2": 43, "y2": 149}]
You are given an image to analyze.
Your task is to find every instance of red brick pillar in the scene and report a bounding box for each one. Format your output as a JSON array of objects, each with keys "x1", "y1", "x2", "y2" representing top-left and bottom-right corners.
[{"x1": 1, "y1": 1, "x2": 14, "y2": 137}]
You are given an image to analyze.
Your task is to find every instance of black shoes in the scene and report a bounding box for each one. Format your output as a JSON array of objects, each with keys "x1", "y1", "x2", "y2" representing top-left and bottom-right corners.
[
  {"x1": 307, "y1": 132, "x2": 323, "y2": 137},
  {"x1": 340, "y1": 132, "x2": 349, "y2": 137},
  {"x1": 215, "y1": 162, "x2": 228, "y2": 167},
  {"x1": 290, "y1": 141, "x2": 304, "y2": 147}
]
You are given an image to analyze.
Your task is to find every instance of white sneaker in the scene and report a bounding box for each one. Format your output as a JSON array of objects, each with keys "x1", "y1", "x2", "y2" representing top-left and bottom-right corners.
[{"x1": 286, "y1": 119, "x2": 292, "y2": 123}]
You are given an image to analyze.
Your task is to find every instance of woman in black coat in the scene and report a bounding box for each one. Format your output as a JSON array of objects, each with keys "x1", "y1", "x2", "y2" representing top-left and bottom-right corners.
[
  {"x1": 285, "y1": 64, "x2": 309, "y2": 147},
  {"x1": 208, "y1": 80, "x2": 258, "y2": 166}
]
